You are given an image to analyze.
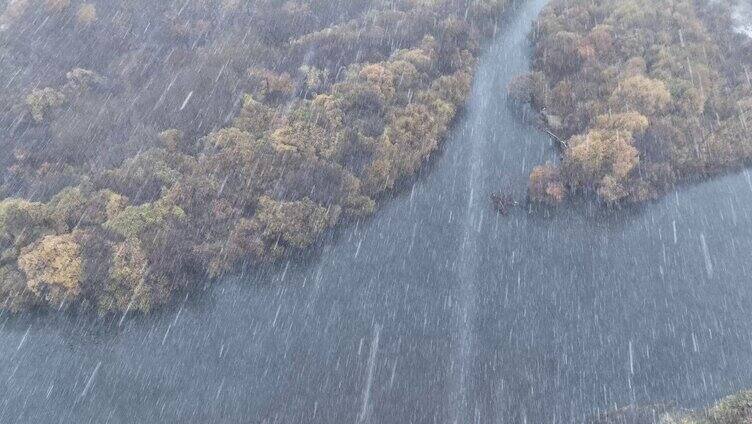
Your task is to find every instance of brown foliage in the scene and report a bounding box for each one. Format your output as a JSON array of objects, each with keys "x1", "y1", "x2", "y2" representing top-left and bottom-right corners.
[
  {"x1": 529, "y1": 164, "x2": 566, "y2": 204},
  {"x1": 527, "y1": 0, "x2": 751, "y2": 204},
  {"x1": 0, "y1": 0, "x2": 511, "y2": 313},
  {"x1": 76, "y1": 3, "x2": 96, "y2": 26}
]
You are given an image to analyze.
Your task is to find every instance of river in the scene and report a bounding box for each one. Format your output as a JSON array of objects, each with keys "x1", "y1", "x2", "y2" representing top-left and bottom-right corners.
[{"x1": 3, "y1": 0, "x2": 752, "y2": 422}]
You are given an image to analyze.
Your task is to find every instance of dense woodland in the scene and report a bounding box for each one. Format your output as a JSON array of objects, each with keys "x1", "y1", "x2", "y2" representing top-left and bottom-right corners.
[
  {"x1": 513, "y1": 0, "x2": 752, "y2": 204},
  {"x1": 591, "y1": 390, "x2": 752, "y2": 423},
  {"x1": 0, "y1": 0, "x2": 509, "y2": 313}
]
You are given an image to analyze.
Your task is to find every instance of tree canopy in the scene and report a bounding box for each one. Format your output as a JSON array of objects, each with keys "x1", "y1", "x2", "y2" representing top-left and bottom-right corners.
[
  {"x1": 0, "y1": 0, "x2": 510, "y2": 313},
  {"x1": 518, "y1": 0, "x2": 752, "y2": 204}
]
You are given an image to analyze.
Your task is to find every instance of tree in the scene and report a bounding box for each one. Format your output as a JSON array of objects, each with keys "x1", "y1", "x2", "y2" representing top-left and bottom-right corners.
[
  {"x1": 158, "y1": 129, "x2": 187, "y2": 153},
  {"x1": 0, "y1": 198, "x2": 51, "y2": 256},
  {"x1": 384, "y1": 103, "x2": 441, "y2": 178},
  {"x1": 539, "y1": 31, "x2": 583, "y2": 75},
  {"x1": 102, "y1": 149, "x2": 184, "y2": 203},
  {"x1": 76, "y1": 4, "x2": 97, "y2": 26},
  {"x1": 246, "y1": 68, "x2": 294, "y2": 103},
  {"x1": 358, "y1": 64, "x2": 396, "y2": 101},
  {"x1": 529, "y1": 163, "x2": 566, "y2": 204},
  {"x1": 251, "y1": 196, "x2": 330, "y2": 258},
  {"x1": 46, "y1": 185, "x2": 95, "y2": 231},
  {"x1": 594, "y1": 112, "x2": 650, "y2": 134},
  {"x1": 44, "y1": 0, "x2": 70, "y2": 14},
  {"x1": 105, "y1": 198, "x2": 186, "y2": 241},
  {"x1": 46, "y1": 186, "x2": 127, "y2": 232},
  {"x1": 232, "y1": 95, "x2": 274, "y2": 136},
  {"x1": 597, "y1": 175, "x2": 629, "y2": 203},
  {"x1": 609, "y1": 75, "x2": 672, "y2": 116},
  {"x1": 26, "y1": 88, "x2": 66, "y2": 123},
  {"x1": 0, "y1": 264, "x2": 38, "y2": 312},
  {"x1": 96, "y1": 238, "x2": 166, "y2": 314},
  {"x1": 270, "y1": 119, "x2": 332, "y2": 159},
  {"x1": 581, "y1": 25, "x2": 614, "y2": 61},
  {"x1": 508, "y1": 73, "x2": 535, "y2": 104},
  {"x1": 18, "y1": 233, "x2": 84, "y2": 305},
  {"x1": 563, "y1": 129, "x2": 639, "y2": 201},
  {"x1": 64, "y1": 68, "x2": 105, "y2": 94}
]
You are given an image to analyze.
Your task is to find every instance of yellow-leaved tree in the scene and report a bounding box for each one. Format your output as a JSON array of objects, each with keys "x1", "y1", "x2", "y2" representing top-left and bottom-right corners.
[{"x1": 18, "y1": 233, "x2": 83, "y2": 304}]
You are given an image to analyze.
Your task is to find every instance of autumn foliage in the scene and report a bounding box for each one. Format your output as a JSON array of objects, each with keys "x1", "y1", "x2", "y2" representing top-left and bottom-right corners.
[
  {"x1": 0, "y1": 0, "x2": 510, "y2": 313},
  {"x1": 519, "y1": 0, "x2": 752, "y2": 204}
]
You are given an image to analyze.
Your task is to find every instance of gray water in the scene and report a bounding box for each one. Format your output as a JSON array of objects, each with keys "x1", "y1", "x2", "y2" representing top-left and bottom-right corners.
[{"x1": 3, "y1": 0, "x2": 752, "y2": 422}]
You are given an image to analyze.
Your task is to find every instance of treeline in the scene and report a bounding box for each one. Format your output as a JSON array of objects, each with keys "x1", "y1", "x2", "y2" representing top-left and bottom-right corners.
[
  {"x1": 511, "y1": 0, "x2": 752, "y2": 204},
  {"x1": 590, "y1": 390, "x2": 752, "y2": 423},
  {"x1": 0, "y1": 0, "x2": 509, "y2": 313}
]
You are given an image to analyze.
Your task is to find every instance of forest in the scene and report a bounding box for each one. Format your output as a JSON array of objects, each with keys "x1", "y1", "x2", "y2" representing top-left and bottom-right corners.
[
  {"x1": 0, "y1": 0, "x2": 509, "y2": 313},
  {"x1": 513, "y1": 0, "x2": 752, "y2": 204}
]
